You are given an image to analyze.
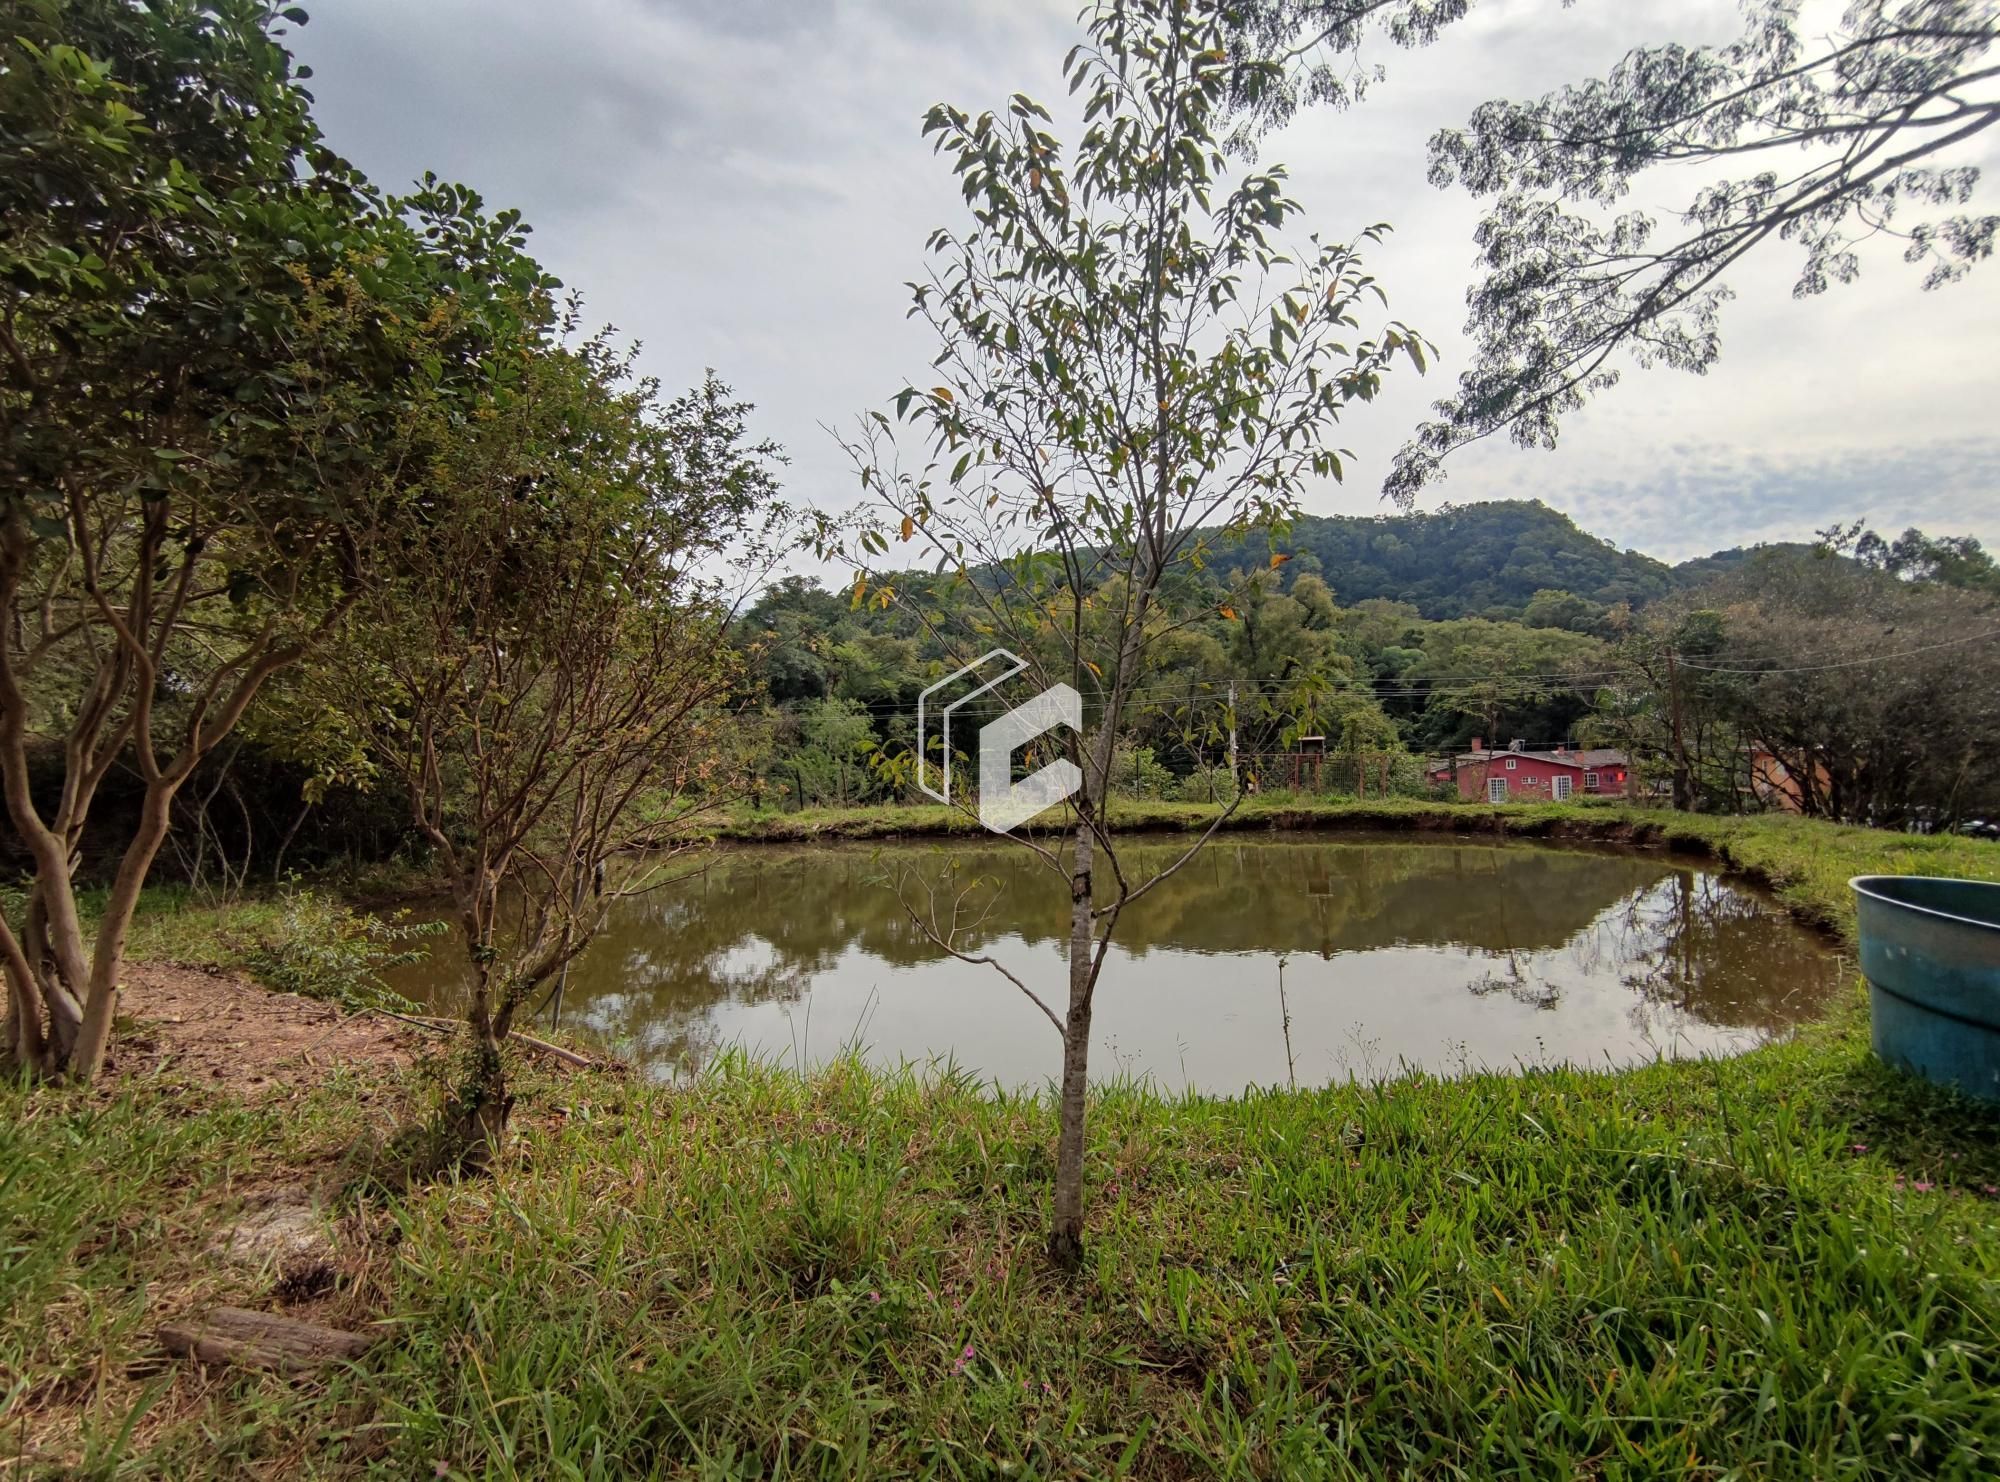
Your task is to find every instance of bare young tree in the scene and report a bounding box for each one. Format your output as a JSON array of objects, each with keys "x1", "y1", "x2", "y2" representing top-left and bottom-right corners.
[{"x1": 834, "y1": 0, "x2": 1422, "y2": 1267}]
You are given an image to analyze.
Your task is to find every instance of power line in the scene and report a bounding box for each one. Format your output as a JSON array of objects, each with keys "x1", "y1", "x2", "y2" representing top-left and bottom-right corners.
[
  {"x1": 1060, "y1": 627, "x2": 2000, "y2": 698},
  {"x1": 851, "y1": 628, "x2": 2000, "y2": 718},
  {"x1": 1673, "y1": 626, "x2": 2000, "y2": 675}
]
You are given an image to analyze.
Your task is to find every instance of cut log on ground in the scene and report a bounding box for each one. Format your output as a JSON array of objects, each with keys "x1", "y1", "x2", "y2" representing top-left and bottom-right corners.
[
  {"x1": 158, "y1": 1307, "x2": 379, "y2": 1374},
  {"x1": 372, "y1": 1010, "x2": 609, "y2": 1070}
]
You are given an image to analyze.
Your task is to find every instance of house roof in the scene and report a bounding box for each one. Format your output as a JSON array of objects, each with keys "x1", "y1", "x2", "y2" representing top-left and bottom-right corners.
[{"x1": 1427, "y1": 747, "x2": 1628, "y2": 773}]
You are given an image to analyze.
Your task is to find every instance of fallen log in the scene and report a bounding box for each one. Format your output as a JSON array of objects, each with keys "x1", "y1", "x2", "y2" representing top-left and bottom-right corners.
[
  {"x1": 159, "y1": 1307, "x2": 379, "y2": 1374},
  {"x1": 370, "y1": 1010, "x2": 604, "y2": 1070}
]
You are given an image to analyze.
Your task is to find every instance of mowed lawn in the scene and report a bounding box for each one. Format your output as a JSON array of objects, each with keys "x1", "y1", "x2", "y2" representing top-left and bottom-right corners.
[{"x1": 4, "y1": 806, "x2": 1998, "y2": 1479}]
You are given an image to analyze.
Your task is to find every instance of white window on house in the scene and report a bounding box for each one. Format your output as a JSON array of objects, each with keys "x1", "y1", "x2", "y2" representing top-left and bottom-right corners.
[
  {"x1": 1553, "y1": 775, "x2": 1573, "y2": 800},
  {"x1": 1505, "y1": 757, "x2": 1518, "y2": 770},
  {"x1": 1584, "y1": 771, "x2": 1600, "y2": 792},
  {"x1": 1487, "y1": 777, "x2": 1508, "y2": 803}
]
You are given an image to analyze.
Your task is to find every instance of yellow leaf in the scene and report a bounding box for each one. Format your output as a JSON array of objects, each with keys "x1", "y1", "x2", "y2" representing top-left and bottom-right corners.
[
  {"x1": 1219, "y1": 605, "x2": 1239, "y2": 621},
  {"x1": 900, "y1": 514, "x2": 915, "y2": 541},
  {"x1": 932, "y1": 386, "x2": 954, "y2": 403},
  {"x1": 1270, "y1": 552, "x2": 1292, "y2": 568}
]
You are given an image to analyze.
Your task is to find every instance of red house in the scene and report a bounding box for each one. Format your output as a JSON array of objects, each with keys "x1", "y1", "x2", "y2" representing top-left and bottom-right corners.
[{"x1": 1426, "y1": 739, "x2": 1632, "y2": 803}]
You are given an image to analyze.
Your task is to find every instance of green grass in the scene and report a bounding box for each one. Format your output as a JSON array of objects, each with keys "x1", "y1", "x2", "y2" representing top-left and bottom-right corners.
[{"x1": 5, "y1": 807, "x2": 1999, "y2": 1477}]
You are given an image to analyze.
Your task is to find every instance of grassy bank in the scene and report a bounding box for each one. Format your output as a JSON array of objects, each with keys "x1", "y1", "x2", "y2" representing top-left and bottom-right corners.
[{"x1": 6, "y1": 808, "x2": 2000, "y2": 1477}]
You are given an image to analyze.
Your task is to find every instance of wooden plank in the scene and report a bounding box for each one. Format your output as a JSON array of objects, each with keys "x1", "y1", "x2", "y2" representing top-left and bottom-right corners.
[{"x1": 158, "y1": 1306, "x2": 378, "y2": 1373}]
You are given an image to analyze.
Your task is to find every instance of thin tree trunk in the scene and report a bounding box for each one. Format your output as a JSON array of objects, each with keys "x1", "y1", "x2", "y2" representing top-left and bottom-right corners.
[
  {"x1": 448, "y1": 1029, "x2": 511, "y2": 1174},
  {"x1": 270, "y1": 795, "x2": 313, "y2": 883},
  {"x1": 70, "y1": 782, "x2": 176, "y2": 1081},
  {"x1": 1, "y1": 914, "x2": 47, "y2": 1073},
  {"x1": 22, "y1": 884, "x2": 82, "y2": 1058},
  {"x1": 443, "y1": 876, "x2": 517, "y2": 1171},
  {"x1": 1, "y1": 799, "x2": 92, "y2": 1043},
  {"x1": 1048, "y1": 816, "x2": 1094, "y2": 1269}
]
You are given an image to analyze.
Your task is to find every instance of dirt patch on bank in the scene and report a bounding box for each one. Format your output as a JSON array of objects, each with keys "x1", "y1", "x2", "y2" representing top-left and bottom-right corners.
[{"x1": 110, "y1": 963, "x2": 424, "y2": 1093}]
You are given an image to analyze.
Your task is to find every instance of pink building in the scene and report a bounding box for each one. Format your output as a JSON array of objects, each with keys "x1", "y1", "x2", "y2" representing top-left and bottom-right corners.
[{"x1": 1426, "y1": 739, "x2": 1632, "y2": 803}]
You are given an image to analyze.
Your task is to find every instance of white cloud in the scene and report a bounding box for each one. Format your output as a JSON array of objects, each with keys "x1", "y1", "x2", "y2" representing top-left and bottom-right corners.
[{"x1": 287, "y1": 0, "x2": 2000, "y2": 564}]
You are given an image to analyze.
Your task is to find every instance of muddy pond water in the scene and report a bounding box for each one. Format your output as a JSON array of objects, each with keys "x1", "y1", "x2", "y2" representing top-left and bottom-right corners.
[{"x1": 384, "y1": 833, "x2": 1845, "y2": 1093}]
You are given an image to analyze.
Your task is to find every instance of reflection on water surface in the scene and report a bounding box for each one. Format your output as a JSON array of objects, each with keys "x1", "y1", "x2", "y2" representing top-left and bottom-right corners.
[{"x1": 386, "y1": 833, "x2": 1843, "y2": 1092}]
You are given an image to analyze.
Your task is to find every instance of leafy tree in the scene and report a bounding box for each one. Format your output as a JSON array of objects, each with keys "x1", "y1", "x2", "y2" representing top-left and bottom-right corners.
[
  {"x1": 1693, "y1": 549, "x2": 2000, "y2": 825},
  {"x1": 1521, "y1": 587, "x2": 1604, "y2": 634},
  {"x1": 1218, "y1": 0, "x2": 1477, "y2": 138},
  {"x1": 1820, "y1": 520, "x2": 2000, "y2": 593},
  {"x1": 834, "y1": 0, "x2": 1420, "y2": 1265},
  {"x1": 1334, "y1": 696, "x2": 1403, "y2": 796},
  {"x1": 1588, "y1": 606, "x2": 1748, "y2": 811},
  {"x1": 792, "y1": 697, "x2": 880, "y2": 808},
  {"x1": 741, "y1": 577, "x2": 842, "y2": 705},
  {"x1": 344, "y1": 344, "x2": 780, "y2": 1166},
  {"x1": 1222, "y1": 2, "x2": 2000, "y2": 499},
  {"x1": 1227, "y1": 565, "x2": 1359, "y2": 752},
  {"x1": 0, "y1": 1, "x2": 538, "y2": 1077},
  {"x1": 1404, "y1": 617, "x2": 1609, "y2": 750}
]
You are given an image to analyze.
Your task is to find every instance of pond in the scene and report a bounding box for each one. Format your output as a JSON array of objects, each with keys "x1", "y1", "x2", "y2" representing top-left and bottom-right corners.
[{"x1": 384, "y1": 833, "x2": 1845, "y2": 1094}]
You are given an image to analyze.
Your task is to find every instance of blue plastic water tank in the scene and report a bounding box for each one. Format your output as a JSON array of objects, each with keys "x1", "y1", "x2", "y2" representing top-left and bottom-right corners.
[{"x1": 1851, "y1": 875, "x2": 2000, "y2": 1102}]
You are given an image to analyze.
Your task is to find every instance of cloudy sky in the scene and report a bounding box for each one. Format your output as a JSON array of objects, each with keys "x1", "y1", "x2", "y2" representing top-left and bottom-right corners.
[{"x1": 285, "y1": 0, "x2": 1999, "y2": 565}]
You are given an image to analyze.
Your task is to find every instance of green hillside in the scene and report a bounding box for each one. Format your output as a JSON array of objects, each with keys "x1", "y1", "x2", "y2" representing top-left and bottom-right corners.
[
  {"x1": 1670, "y1": 542, "x2": 1820, "y2": 587},
  {"x1": 1236, "y1": 500, "x2": 1676, "y2": 617}
]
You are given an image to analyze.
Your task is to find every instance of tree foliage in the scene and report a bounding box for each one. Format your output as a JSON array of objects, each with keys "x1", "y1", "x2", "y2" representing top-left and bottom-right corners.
[
  {"x1": 1821, "y1": 518, "x2": 2000, "y2": 593},
  {"x1": 833, "y1": 0, "x2": 1421, "y2": 1265},
  {"x1": 1222, "y1": 1, "x2": 2000, "y2": 499},
  {"x1": 340, "y1": 338, "x2": 780, "y2": 1165},
  {"x1": 1228, "y1": 498, "x2": 1672, "y2": 615},
  {"x1": 1590, "y1": 541, "x2": 2000, "y2": 825},
  {"x1": 0, "y1": 0, "x2": 544, "y2": 1077},
  {"x1": 0, "y1": 2, "x2": 778, "y2": 1103}
]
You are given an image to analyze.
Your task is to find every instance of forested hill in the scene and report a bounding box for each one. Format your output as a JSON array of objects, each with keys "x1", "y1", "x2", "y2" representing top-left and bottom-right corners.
[
  {"x1": 1669, "y1": 543, "x2": 1819, "y2": 587},
  {"x1": 1233, "y1": 500, "x2": 1676, "y2": 618}
]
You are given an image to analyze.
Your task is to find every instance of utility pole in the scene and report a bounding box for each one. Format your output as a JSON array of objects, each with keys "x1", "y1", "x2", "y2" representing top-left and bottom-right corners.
[
  {"x1": 1666, "y1": 649, "x2": 1692, "y2": 811},
  {"x1": 1226, "y1": 680, "x2": 1239, "y2": 788}
]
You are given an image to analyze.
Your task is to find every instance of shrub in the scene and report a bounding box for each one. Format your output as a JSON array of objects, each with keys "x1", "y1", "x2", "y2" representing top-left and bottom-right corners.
[
  {"x1": 244, "y1": 890, "x2": 442, "y2": 1013},
  {"x1": 1170, "y1": 764, "x2": 1236, "y2": 803},
  {"x1": 1111, "y1": 745, "x2": 1175, "y2": 800}
]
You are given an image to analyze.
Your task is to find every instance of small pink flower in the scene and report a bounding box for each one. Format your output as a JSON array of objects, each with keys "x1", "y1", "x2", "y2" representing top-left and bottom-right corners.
[
  {"x1": 1913, "y1": 1180, "x2": 1935, "y2": 1193},
  {"x1": 1983, "y1": 1185, "x2": 1998, "y2": 1196},
  {"x1": 1850, "y1": 1143, "x2": 1868, "y2": 1153},
  {"x1": 962, "y1": 1343, "x2": 976, "y2": 1359},
  {"x1": 868, "y1": 1290, "x2": 882, "y2": 1304}
]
